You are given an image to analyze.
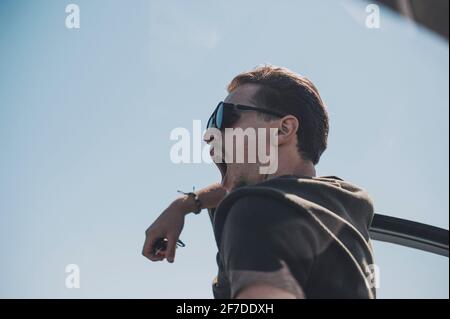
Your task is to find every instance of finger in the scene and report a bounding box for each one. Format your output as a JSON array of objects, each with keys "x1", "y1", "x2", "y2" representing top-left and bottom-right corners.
[
  {"x1": 142, "y1": 235, "x2": 163, "y2": 261},
  {"x1": 165, "y1": 235, "x2": 177, "y2": 263},
  {"x1": 145, "y1": 247, "x2": 164, "y2": 261},
  {"x1": 153, "y1": 249, "x2": 165, "y2": 261}
]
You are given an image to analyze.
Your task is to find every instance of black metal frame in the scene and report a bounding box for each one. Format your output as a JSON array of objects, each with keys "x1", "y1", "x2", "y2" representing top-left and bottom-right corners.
[{"x1": 370, "y1": 214, "x2": 449, "y2": 257}]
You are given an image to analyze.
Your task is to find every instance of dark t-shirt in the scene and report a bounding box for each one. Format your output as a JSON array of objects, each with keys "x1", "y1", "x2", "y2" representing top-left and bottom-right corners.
[{"x1": 210, "y1": 175, "x2": 376, "y2": 299}]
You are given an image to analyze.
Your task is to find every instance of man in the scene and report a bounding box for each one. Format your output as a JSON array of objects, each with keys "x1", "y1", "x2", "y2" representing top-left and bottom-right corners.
[{"x1": 142, "y1": 65, "x2": 376, "y2": 299}]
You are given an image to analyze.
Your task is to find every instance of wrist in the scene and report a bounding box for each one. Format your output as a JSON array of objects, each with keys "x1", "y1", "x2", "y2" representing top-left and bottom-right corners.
[{"x1": 172, "y1": 195, "x2": 197, "y2": 216}]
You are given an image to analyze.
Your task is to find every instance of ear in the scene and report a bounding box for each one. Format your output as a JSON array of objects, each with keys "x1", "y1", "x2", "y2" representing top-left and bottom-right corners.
[{"x1": 277, "y1": 115, "x2": 299, "y2": 146}]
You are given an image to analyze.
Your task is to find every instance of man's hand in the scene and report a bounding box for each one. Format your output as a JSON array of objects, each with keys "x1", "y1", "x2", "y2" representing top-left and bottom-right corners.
[
  {"x1": 142, "y1": 198, "x2": 188, "y2": 263},
  {"x1": 142, "y1": 183, "x2": 226, "y2": 263}
]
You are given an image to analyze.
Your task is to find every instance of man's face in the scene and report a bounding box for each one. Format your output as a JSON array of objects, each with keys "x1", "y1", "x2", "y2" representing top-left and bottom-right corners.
[{"x1": 209, "y1": 83, "x2": 279, "y2": 191}]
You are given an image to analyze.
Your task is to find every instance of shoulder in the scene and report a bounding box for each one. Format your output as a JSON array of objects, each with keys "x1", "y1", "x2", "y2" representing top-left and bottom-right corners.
[
  {"x1": 219, "y1": 193, "x2": 322, "y2": 265},
  {"x1": 225, "y1": 194, "x2": 299, "y2": 226},
  {"x1": 221, "y1": 193, "x2": 320, "y2": 248},
  {"x1": 213, "y1": 184, "x2": 321, "y2": 251}
]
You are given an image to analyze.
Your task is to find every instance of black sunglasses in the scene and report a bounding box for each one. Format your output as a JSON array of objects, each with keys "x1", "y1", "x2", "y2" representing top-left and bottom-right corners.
[{"x1": 207, "y1": 102, "x2": 286, "y2": 130}]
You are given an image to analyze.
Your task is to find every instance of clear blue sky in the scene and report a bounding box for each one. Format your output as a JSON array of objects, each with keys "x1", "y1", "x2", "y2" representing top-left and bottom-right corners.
[{"x1": 0, "y1": 0, "x2": 448, "y2": 298}]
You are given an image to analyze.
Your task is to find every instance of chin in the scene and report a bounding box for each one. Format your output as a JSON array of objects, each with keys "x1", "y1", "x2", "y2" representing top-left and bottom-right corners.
[
  {"x1": 220, "y1": 171, "x2": 235, "y2": 191},
  {"x1": 214, "y1": 162, "x2": 237, "y2": 191},
  {"x1": 215, "y1": 160, "x2": 253, "y2": 191}
]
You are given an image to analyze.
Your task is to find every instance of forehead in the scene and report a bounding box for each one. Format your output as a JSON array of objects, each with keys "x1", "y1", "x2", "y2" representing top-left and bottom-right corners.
[{"x1": 224, "y1": 83, "x2": 261, "y2": 106}]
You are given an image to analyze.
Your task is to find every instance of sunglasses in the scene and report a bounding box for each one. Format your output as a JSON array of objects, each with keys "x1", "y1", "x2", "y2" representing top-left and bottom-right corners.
[{"x1": 207, "y1": 102, "x2": 286, "y2": 130}]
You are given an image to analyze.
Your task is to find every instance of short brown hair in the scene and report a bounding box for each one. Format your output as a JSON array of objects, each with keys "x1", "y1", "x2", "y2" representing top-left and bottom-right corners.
[{"x1": 227, "y1": 65, "x2": 329, "y2": 165}]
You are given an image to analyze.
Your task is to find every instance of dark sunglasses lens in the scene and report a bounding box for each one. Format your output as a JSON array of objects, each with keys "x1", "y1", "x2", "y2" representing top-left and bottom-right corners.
[
  {"x1": 207, "y1": 113, "x2": 213, "y2": 128},
  {"x1": 207, "y1": 108, "x2": 218, "y2": 129},
  {"x1": 216, "y1": 104, "x2": 224, "y2": 129}
]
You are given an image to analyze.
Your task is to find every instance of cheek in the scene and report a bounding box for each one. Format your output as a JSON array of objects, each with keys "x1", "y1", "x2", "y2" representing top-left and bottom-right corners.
[{"x1": 255, "y1": 125, "x2": 274, "y2": 151}]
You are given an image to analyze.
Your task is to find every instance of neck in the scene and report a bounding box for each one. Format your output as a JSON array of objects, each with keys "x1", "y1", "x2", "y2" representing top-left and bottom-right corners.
[
  {"x1": 293, "y1": 161, "x2": 316, "y2": 177},
  {"x1": 262, "y1": 157, "x2": 316, "y2": 182}
]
